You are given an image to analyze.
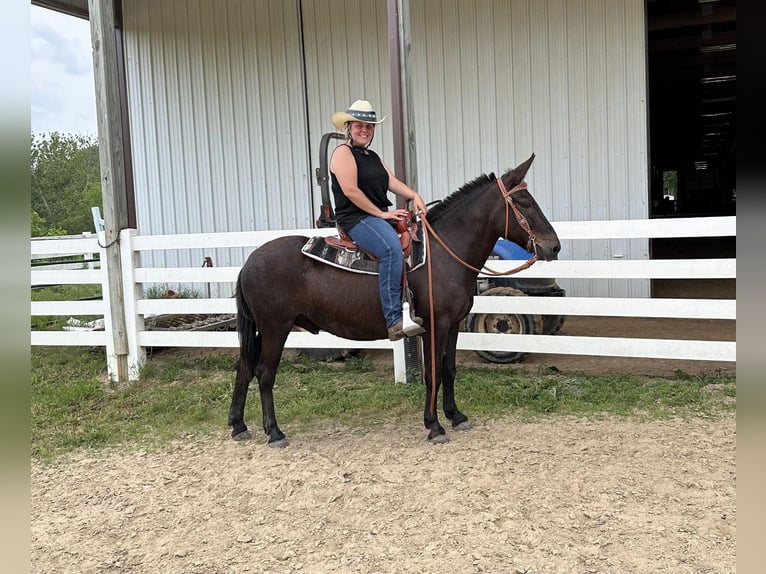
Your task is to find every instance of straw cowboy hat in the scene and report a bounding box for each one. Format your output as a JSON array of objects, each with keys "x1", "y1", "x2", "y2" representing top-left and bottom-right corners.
[{"x1": 331, "y1": 99, "x2": 387, "y2": 131}]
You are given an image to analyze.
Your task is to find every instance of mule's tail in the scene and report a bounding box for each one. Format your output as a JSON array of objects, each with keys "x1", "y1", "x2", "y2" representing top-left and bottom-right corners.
[{"x1": 234, "y1": 274, "x2": 261, "y2": 383}]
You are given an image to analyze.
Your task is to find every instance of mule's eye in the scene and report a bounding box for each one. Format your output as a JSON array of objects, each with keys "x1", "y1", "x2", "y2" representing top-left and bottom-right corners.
[{"x1": 512, "y1": 194, "x2": 532, "y2": 209}]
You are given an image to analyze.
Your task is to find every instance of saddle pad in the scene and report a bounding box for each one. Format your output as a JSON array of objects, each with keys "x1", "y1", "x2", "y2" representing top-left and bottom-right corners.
[{"x1": 301, "y1": 231, "x2": 427, "y2": 275}]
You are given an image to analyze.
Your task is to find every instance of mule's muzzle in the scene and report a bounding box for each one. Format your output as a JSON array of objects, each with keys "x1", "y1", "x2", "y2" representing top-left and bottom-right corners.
[{"x1": 536, "y1": 237, "x2": 561, "y2": 262}]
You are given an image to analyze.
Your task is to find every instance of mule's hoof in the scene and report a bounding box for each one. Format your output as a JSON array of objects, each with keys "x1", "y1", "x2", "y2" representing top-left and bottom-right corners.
[
  {"x1": 428, "y1": 433, "x2": 449, "y2": 445},
  {"x1": 232, "y1": 430, "x2": 252, "y2": 441},
  {"x1": 453, "y1": 421, "x2": 472, "y2": 431},
  {"x1": 267, "y1": 438, "x2": 289, "y2": 448}
]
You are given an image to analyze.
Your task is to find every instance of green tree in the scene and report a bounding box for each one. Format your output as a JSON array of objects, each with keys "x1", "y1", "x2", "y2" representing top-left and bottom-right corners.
[
  {"x1": 31, "y1": 210, "x2": 66, "y2": 237},
  {"x1": 31, "y1": 133, "x2": 102, "y2": 236},
  {"x1": 662, "y1": 170, "x2": 678, "y2": 198}
]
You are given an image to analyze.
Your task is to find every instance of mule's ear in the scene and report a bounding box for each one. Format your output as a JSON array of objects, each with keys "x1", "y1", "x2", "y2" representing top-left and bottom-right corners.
[{"x1": 504, "y1": 153, "x2": 536, "y2": 186}]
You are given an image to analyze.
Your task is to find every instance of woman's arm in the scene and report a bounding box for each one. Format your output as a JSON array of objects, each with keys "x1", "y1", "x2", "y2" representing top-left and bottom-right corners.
[
  {"x1": 330, "y1": 146, "x2": 405, "y2": 222},
  {"x1": 330, "y1": 145, "x2": 389, "y2": 217},
  {"x1": 383, "y1": 163, "x2": 428, "y2": 216}
]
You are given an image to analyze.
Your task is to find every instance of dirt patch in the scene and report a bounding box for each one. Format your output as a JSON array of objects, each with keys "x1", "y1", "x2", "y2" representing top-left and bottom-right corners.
[
  {"x1": 32, "y1": 298, "x2": 736, "y2": 573},
  {"x1": 31, "y1": 414, "x2": 736, "y2": 574}
]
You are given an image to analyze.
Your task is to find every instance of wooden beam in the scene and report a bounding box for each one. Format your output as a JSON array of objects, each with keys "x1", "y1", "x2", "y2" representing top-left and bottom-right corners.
[
  {"x1": 399, "y1": 0, "x2": 417, "y2": 195},
  {"x1": 88, "y1": 0, "x2": 131, "y2": 382},
  {"x1": 387, "y1": 0, "x2": 422, "y2": 385},
  {"x1": 387, "y1": 0, "x2": 417, "y2": 194},
  {"x1": 387, "y1": 0, "x2": 406, "y2": 187},
  {"x1": 31, "y1": 0, "x2": 89, "y2": 19}
]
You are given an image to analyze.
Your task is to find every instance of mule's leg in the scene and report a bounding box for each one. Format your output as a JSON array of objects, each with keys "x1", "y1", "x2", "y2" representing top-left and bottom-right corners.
[
  {"x1": 421, "y1": 334, "x2": 448, "y2": 443},
  {"x1": 441, "y1": 324, "x2": 471, "y2": 430},
  {"x1": 255, "y1": 328, "x2": 290, "y2": 448},
  {"x1": 229, "y1": 357, "x2": 255, "y2": 440},
  {"x1": 229, "y1": 330, "x2": 260, "y2": 441}
]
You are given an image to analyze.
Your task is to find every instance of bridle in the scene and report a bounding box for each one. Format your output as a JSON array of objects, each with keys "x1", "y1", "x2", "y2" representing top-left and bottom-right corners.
[
  {"x1": 419, "y1": 177, "x2": 539, "y2": 277},
  {"x1": 417, "y1": 177, "x2": 540, "y2": 416},
  {"x1": 497, "y1": 179, "x2": 538, "y2": 257}
]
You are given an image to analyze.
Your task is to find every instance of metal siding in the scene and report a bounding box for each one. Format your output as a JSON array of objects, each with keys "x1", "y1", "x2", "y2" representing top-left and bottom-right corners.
[
  {"x1": 301, "y1": 0, "x2": 393, "y2": 217},
  {"x1": 121, "y1": 0, "x2": 648, "y2": 299},
  {"x1": 624, "y1": 0, "x2": 650, "y2": 298},
  {"x1": 410, "y1": 0, "x2": 649, "y2": 297},
  {"x1": 410, "y1": 0, "x2": 444, "y2": 197},
  {"x1": 585, "y1": 0, "x2": 610, "y2": 297},
  {"x1": 123, "y1": 0, "x2": 309, "y2": 295},
  {"x1": 547, "y1": 0, "x2": 571, "y2": 224},
  {"x1": 528, "y1": 0, "x2": 552, "y2": 214},
  {"x1": 564, "y1": 0, "x2": 592, "y2": 297}
]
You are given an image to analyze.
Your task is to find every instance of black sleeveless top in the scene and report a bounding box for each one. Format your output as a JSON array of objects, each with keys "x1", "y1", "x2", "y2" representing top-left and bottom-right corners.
[{"x1": 330, "y1": 144, "x2": 392, "y2": 231}]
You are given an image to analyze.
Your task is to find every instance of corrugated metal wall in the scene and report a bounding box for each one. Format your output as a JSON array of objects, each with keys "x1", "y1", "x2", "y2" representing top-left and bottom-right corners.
[
  {"x1": 122, "y1": 0, "x2": 649, "y2": 298},
  {"x1": 123, "y1": 0, "x2": 311, "y2": 296},
  {"x1": 408, "y1": 0, "x2": 649, "y2": 296},
  {"x1": 123, "y1": 0, "x2": 395, "y2": 296},
  {"x1": 301, "y1": 0, "x2": 394, "y2": 213}
]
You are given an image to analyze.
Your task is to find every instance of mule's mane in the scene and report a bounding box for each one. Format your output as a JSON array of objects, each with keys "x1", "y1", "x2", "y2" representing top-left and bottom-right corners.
[{"x1": 425, "y1": 173, "x2": 498, "y2": 223}]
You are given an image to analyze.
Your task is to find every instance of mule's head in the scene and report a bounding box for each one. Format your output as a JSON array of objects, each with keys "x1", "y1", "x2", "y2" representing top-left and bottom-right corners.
[{"x1": 499, "y1": 154, "x2": 561, "y2": 261}]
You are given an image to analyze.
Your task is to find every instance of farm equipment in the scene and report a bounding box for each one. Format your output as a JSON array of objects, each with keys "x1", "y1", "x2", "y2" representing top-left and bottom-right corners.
[{"x1": 465, "y1": 238, "x2": 566, "y2": 364}]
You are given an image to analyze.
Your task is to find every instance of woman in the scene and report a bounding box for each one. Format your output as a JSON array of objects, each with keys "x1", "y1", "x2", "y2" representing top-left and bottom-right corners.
[{"x1": 330, "y1": 99, "x2": 428, "y2": 341}]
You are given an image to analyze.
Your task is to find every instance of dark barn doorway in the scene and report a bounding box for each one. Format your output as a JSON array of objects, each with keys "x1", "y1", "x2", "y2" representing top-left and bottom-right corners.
[{"x1": 646, "y1": 0, "x2": 736, "y2": 298}]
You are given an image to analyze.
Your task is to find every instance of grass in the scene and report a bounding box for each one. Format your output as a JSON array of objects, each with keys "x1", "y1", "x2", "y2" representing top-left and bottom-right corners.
[
  {"x1": 31, "y1": 346, "x2": 736, "y2": 463},
  {"x1": 31, "y1": 284, "x2": 103, "y2": 330},
  {"x1": 143, "y1": 283, "x2": 201, "y2": 299}
]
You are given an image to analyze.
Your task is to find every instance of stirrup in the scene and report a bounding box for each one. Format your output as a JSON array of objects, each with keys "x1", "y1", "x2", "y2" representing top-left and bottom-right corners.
[{"x1": 401, "y1": 302, "x2": 425, "y2": 337}]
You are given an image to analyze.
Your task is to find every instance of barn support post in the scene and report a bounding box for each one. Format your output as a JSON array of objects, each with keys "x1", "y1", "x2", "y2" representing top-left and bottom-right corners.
[
  {"x1": 387, "y1": 0, "x2": 417, "y2": 191},
  {"x1": 387, "y1": 0, "x2": 423, "y2": 385},
  {"x1": 89, "y1": 0, "x2": 132, "y2": 382}
]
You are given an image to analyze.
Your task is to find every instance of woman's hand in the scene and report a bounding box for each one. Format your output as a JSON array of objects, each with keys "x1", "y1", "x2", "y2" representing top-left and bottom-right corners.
[
  {"x1": 411, "y1": 194, "x2": 428, "y2": 217},
  {"x1": 380, "y1": 208, "x2": 412, "y2": 222}
]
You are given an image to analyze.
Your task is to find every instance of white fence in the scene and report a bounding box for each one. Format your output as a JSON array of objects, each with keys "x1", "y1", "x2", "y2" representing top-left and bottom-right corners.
[
  {"x1": 31, "y1": 232, "x2": 100, "y2": 271},
  {"x1": 31, "y1": 217, "x2": 736, "y2": 382}
]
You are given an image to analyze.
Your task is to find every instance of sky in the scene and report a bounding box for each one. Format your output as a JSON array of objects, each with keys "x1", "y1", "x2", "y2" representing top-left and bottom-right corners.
[{"x1": 30, "y1": 5, "x2": 97, "y2": 137}]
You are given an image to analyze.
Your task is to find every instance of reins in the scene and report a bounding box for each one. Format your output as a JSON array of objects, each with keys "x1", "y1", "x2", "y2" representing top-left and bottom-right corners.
[
  {"x1": 419, "y1": 177, "x2": 539, "y2": 416},
  {"x1": 420, "y1": 179, "x2": 538, "y2": 276}
]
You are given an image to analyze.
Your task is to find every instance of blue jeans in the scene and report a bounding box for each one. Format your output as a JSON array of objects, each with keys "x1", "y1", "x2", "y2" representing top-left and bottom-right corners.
[{"x1": 347, "y1": 215, "x2": 403, "y2": 328}]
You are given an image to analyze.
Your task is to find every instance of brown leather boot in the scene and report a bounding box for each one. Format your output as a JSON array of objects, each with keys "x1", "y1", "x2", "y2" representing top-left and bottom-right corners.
[{"x1": 388, "y1": 321, "x2": 406, "y2": 341}]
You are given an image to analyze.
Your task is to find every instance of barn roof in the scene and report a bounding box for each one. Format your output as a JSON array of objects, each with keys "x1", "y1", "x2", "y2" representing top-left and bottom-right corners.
[{"x1": 31, "y1": 0, "x2": 89, "y2": 19}]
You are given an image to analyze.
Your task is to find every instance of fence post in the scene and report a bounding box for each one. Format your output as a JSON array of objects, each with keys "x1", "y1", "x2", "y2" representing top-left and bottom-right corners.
[
  {"x1": 119, "y1": 229, "x2": 145, "y2": 380},
  {"x1": 97, "y1": 231, "x2": 119, "y2": 380},
  {"x1": 81, "y1": 232, "x2": 95, "y2": 269},
  {"x1": 392, "y1": 340, "x2": 407, "y2": 383}
]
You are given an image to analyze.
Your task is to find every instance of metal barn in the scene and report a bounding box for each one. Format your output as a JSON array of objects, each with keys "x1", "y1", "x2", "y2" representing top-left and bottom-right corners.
[{"x1": 34, "y1": 0, "x2": 736, "y2": 299}]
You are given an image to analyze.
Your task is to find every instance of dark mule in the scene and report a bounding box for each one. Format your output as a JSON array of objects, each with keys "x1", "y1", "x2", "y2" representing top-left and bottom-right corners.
[{"x1": 229, "y1": 154, "x2": 560, "y2": 446}]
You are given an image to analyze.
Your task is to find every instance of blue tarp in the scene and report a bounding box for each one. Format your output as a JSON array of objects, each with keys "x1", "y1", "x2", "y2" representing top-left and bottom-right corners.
[{"x1": 492, "y1": 239, "x2": 534, "y2": 260}]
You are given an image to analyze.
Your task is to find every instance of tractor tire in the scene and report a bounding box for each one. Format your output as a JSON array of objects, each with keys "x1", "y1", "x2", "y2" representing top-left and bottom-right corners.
[{"x1": 465, "y1": 286, "x2": 535, "y2": 364}]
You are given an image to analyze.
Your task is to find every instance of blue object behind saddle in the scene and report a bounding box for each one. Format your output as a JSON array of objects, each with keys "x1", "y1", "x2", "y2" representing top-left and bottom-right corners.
[{"x1": 492, "y1": 238, "x2": 534, "y2": 260}]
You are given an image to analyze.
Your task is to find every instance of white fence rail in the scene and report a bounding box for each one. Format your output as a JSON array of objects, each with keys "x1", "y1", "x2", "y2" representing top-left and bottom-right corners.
[
  {"x1": 31, "y1": 217, "x2": 736, "y2": 382},
  {"x1": 31, "y1": 232, "x2": 100, "y2": 271}
]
